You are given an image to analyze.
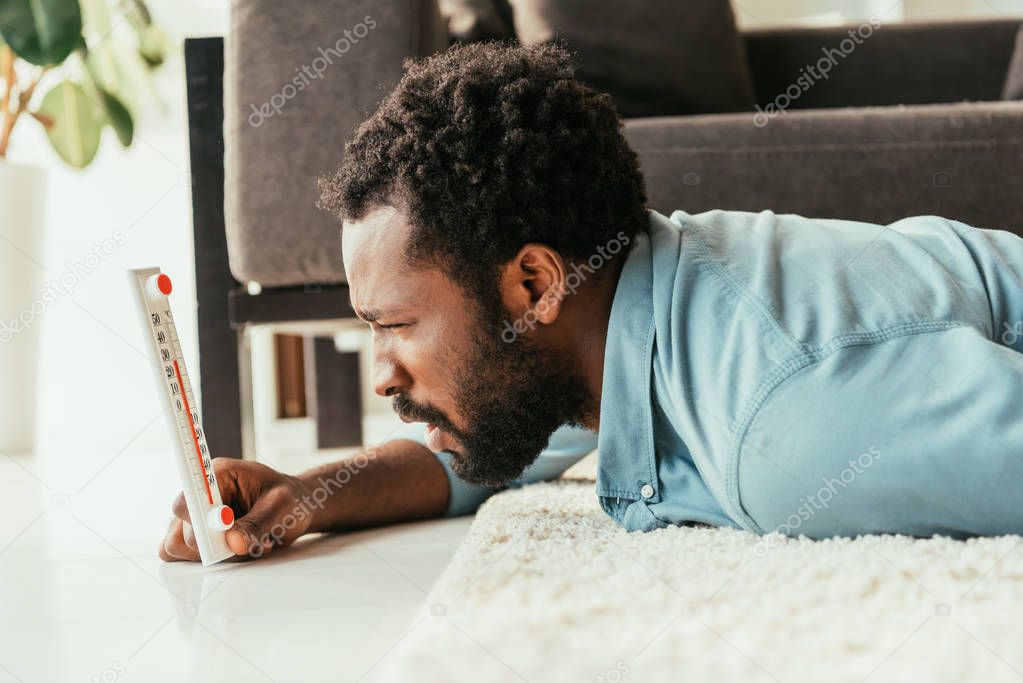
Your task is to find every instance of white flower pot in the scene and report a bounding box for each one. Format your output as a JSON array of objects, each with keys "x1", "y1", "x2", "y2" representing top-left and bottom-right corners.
[{"x1": 0, "y1": 162, "x2": 46, "y2": 453}]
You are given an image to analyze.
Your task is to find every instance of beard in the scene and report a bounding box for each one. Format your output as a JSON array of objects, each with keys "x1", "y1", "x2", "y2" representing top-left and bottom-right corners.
[{"x1": 393, "y1": 307, "x2": 594, "y2": 488}]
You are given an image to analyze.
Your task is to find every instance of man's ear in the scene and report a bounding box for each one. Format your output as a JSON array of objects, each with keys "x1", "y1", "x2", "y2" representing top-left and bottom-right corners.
[{"x1": 498, "y1": 243, "x2": 567, "y2": 326}]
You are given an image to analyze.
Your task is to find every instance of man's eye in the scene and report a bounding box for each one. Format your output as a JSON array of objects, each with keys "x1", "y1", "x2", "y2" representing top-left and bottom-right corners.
[{"x1": 379, "y1": 323, "x2": 407, "y2": 330}]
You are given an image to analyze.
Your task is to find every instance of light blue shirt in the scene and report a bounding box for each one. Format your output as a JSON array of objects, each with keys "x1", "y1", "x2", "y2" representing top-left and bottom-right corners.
[{"x1": 404, "y1": 208, "x2": 1023, "y2": 539}]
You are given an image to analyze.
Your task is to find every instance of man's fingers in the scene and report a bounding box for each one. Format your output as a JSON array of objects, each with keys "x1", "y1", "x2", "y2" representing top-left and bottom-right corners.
[
  {"x1": 182, "y1": 521, "x2": 198, "y2": 551},
  {"x1": 160, "y1": 461, "x2": 303, "y2": 563},
  {"x1": 225, "y1": 487, "x2": 294, "y2": 558},
  {"x1": 158, "y1": 537, "x2": 178, "y2": 562},
  {"x1": 171, "y1": 492, "x2": 191, "y2": 524},
  {"x1": 160, "y1": 518, "x2": 199, "y2": 562}
]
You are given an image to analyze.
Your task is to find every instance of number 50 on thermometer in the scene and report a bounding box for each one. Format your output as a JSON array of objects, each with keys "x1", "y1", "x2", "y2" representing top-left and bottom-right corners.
[{"x1": 130, "y1": 268, "x2": 234, "y2": 566}]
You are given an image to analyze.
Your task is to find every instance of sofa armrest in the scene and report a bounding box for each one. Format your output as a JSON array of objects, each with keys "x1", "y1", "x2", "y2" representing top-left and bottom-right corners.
[
  {"x1": 224, "y1": 0, "x2": 446, "y2": 287},
  {"x1": 624, "y1": 101, "x2": 1023, "y2": 234},
  {"x1": 743, "y1": 19, "x2": 1021, "y2": 110}
]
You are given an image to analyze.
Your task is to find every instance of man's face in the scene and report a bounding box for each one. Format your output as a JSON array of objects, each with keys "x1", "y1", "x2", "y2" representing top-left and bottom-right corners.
[{"x1": 342, "y1": 206, "x2": 591, "y2": 487}]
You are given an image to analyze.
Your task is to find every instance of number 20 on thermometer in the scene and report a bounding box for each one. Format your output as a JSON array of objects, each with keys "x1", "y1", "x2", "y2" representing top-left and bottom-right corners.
[{"x1": 130, "y1": 268, "x2": 234, "y2": 566}]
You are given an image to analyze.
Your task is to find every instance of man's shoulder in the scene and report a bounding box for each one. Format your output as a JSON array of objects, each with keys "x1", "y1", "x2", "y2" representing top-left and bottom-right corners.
[
  {"x1": 665, "y1": 208, "x2": 885, "y2": 253},
  {"x1": 660, "y1": 208, "x2": 980, "y2": 350}
]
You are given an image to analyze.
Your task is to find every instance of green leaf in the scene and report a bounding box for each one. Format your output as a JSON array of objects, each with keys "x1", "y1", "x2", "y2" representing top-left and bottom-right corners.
[
  {"x1": 137, "y1": 23, "x2": 165, "y2": 67},
  {"x1": 96, "y1": 86, "x2": 131, "y2": 145},
  {"x1": 79, "y1": 44, "x2": 133, "y2": 147},
  {"x1": 37, "y1": 80, "x2": 103, "y2": 167},
  {"x1": 0, "y1": 0, "x2": 83, "y2": 66}
]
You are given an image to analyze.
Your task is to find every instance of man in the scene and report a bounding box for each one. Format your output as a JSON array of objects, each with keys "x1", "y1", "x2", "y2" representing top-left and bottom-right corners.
[{"x1": 160, "y1": 42, "x2": 1023, "y2": 563}]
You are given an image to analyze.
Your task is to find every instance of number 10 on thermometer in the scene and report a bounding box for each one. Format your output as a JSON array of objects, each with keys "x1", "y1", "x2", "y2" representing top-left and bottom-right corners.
[{"x1": 130, "y1": 268, "x2": 235, "y2": 566}]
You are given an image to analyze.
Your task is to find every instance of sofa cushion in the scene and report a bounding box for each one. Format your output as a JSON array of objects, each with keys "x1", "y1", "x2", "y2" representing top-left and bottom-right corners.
[
  {"x1": 1002, "y1": 25, "x2": 1023, "y2": 99},
  {"x1": 746, "y1": 20, "x2": 1022, "y2": 111},
  {"x1": 508, "y1": 0, "x2": 755, "y2": 118},
  {"x1": 225, "y1": 0, "x2": 446, "y2": 287},
  {"x1": 624, "y1": 102, "x2": 1023, "y2": 236}
]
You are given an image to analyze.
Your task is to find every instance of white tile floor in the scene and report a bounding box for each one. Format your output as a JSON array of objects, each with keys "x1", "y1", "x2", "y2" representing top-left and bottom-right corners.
[
  {"x1": 0, "y1": 416, "x2": 473, "y2": 683},
  {"x1": 1, "y1": 125, "x2": 470, "y2": 680}
]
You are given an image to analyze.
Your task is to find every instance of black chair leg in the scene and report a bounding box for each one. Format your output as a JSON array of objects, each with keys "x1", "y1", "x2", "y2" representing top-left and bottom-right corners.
[
  {"x1": 186, "y1": 37, "x2": 244, "y2": 459},
  {"x1": 305, "y1": 337, "x2": 363, "y2": 449}
]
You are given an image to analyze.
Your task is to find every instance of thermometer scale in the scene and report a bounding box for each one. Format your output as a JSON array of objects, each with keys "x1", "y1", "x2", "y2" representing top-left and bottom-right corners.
[{"x1": 130, "y1": 268, "x2": 234, "y2": 566}]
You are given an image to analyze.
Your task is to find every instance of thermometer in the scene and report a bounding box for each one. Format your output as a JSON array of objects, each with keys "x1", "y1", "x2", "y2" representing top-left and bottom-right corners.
[{"x1": 130, "y1": 268, "x2": 235, "y2": 566}]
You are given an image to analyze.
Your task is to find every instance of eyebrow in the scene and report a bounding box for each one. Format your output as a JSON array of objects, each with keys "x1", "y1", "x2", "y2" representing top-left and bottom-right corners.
[
  {"x1": 356, "y1": 308, "x2": 381, "y2": 323},
  {"x1": 355, "y1": 308, "x2": 394, "y2": 324}
]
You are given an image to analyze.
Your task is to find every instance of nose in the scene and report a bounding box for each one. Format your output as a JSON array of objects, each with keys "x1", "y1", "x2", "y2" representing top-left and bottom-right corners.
[{"x1": 372, "y1": 346, "x2": 411, "y2": 398}]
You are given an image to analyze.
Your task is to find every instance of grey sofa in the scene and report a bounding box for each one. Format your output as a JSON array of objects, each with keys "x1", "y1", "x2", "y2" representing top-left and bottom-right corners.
[{"x1": 186, "y1": 1, "x2": 1023, "y2": 459}]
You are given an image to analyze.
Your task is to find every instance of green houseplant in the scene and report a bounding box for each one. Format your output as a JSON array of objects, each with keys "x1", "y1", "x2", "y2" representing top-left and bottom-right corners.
[{"x1": 0, "y1": 0, "x2": 166, "y2": 166}]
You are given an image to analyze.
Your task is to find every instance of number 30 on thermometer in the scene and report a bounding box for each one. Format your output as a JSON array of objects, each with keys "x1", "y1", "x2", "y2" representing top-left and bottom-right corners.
[{"x1": 130, "y1": 268, "x2": 234, "y2": 566}]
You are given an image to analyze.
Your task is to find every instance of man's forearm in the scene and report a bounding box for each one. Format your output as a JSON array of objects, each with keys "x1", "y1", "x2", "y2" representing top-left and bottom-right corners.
[{"x1": 298, "y1": 439, "x2": 450, "y2": 533}]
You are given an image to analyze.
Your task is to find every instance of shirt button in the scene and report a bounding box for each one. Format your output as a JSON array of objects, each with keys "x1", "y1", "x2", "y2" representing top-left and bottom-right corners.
[{"x1": 640, "y1": 484, "x2": 655, "y2": 499}]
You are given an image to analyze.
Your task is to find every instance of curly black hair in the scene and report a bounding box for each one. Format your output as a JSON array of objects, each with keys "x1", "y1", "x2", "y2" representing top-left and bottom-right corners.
[{"x1": 318, "y1": 40, "x2": 648, "y2": 298}]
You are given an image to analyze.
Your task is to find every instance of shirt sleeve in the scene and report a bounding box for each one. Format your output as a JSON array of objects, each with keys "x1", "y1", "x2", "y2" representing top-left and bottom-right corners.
[
  {"x1": 946, "y1": 219, "x2": 1023, "y2": 353},
  {"x1": 392, "y1": 422, "x2": 599, "y2": 517}
]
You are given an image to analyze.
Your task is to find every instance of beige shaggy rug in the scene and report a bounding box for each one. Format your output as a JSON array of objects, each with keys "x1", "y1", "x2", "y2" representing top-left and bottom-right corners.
[{"x1": 380, "y1": 455, "x2": 1023, "y2": 682}]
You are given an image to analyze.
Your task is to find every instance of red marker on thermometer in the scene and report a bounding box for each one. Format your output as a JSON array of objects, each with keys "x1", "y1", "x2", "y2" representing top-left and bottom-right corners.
[{"x1": 130, "y1": 268, "x2": 234, "y2": 566}]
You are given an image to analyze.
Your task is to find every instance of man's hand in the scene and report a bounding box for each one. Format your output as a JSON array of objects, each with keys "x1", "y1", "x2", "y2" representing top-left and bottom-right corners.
[
  {"x1": 158, "y1": 440, "x2": 451, "y2": 563},
  {"x1": 159, "y1": 458, "x2": 315, "y2": 562}
]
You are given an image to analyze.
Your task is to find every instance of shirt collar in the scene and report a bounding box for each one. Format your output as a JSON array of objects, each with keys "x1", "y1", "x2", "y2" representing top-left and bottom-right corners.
[{"x1": 595, "y1": 216, "x2": 658, "y2": 501}]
